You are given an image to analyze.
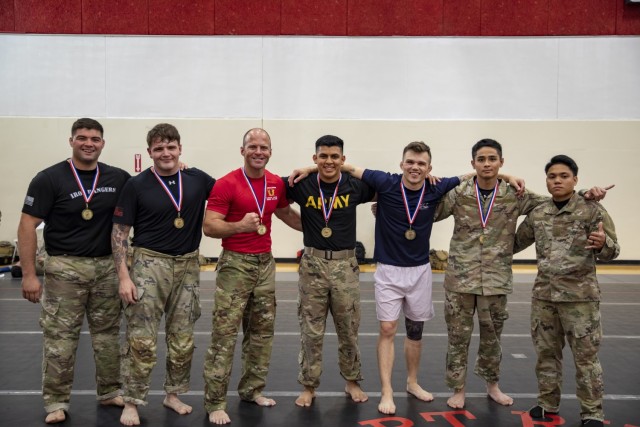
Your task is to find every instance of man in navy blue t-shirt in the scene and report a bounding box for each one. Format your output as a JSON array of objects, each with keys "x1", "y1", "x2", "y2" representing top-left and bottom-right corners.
[{"x1": 343, "y1": 141, "x2": 470, "y2": 415}]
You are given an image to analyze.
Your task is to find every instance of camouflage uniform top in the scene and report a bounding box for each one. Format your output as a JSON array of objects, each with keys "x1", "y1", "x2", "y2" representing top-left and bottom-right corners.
[
  {"x1": 435, "y1": 178, "x2": 547, "y2": 296},
  {"x1": 513, "y1": 194, "x2": 619, "y2": 302}
]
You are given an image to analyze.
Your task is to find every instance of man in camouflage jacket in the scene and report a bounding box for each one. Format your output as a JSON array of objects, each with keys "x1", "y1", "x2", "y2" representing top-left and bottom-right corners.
[{"x1": 514, "y1": 155, "x2": 619, "y2": 427}]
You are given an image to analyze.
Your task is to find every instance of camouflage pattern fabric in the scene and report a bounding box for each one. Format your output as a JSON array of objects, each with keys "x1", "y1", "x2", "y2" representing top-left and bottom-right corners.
[
  {"x1": 40, "y1": 255, "x2": 122, "y2": 412},
  {"x1": 514, "y1": 195, "x2": 620, "y2": 301},
  {"x1": 435, "y1": 178, "x2": 548, "y2": 295},
  {"x1": 514, "y1": 194, "x2": 619, "y2": 422},
  {"x1": 429, "y1": 249, "x2": 448, "y2": 271},
  {"x1": 531, "y1": 299, "x2": 604, "y2": 421},
  {"x1": 203, "y1": 250, "x2": 276, "y2": 412},
  {"x1": 297, "y1": 253, "x2": 362, "y2": 388},
  {"x1": 444, "y1": 291, "x2": 508, "y2": 390},
  {"x1": 121, "y1": 247, "x2": 201, "y2": 405}
]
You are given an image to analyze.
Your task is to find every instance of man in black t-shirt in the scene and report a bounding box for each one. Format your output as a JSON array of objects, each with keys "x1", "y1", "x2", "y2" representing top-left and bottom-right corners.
[
  {"x1": 284, "y1": 135, "x2": 376, "y2": 407},
  {"x1": 18, "y1": 118, "x2": 130, "y2": 424},
  {"x1": 112, "y1": 123, "x2": 215, "y2": 426}
]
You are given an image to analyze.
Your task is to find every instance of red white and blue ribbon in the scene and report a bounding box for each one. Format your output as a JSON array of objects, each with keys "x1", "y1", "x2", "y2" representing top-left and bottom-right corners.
[
  {"x1": 151, "y1": 167, "x2": 183, "y2": 214},
  {"x1": 68, "y1": 159, "x2": 100, "y2": 204},
  {"x1": 242, "y1": 167, "x2": 266, "y2": 222},
  {"x1": 318, "y1": 173, "x2": 341, "y2": 226},
  {"x1": 474, "y1": 180, "x2": 498, "y2": 228},
  {"x1": 400, "y1": 181, "x2": 426, "y2": 228}
]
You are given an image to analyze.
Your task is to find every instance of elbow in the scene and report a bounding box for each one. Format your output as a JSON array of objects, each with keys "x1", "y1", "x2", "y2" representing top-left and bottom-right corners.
[{"x1": 203, "y1": 227, "x2": 216, "y2": 238}]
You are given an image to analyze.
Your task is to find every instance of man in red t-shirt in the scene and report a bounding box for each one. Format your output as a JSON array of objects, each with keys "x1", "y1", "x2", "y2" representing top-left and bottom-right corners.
[{"x1": 202, "y1": 128, "x2": 301, "y2": 425}]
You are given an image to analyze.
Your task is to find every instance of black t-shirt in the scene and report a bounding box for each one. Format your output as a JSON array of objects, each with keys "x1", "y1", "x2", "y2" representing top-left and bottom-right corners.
[
  {"x1": 113, "y1": 168, "x2": 215, "y2": 256},
  {"x1": 22, "y1": 160, "x2": 131, "y2": 257},
  {"x1": 284, "y1": 173, "x2": 376, "y2": 251}
]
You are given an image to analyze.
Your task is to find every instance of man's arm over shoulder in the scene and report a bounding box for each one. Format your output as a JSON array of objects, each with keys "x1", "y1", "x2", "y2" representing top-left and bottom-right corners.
[
  {"x1": 519, "y1": 188, "x2": 550, "y2": 216},
  {"x1": 434, "y1": 178, "x2": 467, "y2": 222},
  {"x1": 342, "y1": 163, "x2": 365, "y2": 180}
]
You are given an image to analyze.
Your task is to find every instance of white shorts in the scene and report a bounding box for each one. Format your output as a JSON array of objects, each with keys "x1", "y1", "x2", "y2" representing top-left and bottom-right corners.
[{"x1": 374, "y1": 262, "x2": 434, "y2": 322}]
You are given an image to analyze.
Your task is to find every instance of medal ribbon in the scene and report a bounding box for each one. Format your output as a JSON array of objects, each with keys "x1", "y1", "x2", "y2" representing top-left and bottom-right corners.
[
  {"x1": 474, "y1": 180, "x2": 498, "y2": 228},
  {"x1": 151, "y1": 167, "x2": 183, "y2": 214},
  {"x1": 242, "y1": 167, "x2": 267, "y2": 222},
  {"x1": 318, "y1": 173, "x2": 342, "y2": 226},
  {"x1": 68, "y1": 159, "x2": 100, "y2": 205},
  {"x1": 400, "y1": 181, "x2": 426, "y2": 228}
]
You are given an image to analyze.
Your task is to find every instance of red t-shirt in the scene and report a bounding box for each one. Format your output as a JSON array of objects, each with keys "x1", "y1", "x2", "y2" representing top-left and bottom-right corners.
[{"x1": 207, "y1": 168, "x2": 288, "y2": 254}]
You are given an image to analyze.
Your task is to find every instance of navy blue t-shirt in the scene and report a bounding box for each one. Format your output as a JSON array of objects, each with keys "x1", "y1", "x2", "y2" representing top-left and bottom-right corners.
[{"x1": 361, "y1": 170, "x2": 459, "y2": 267}]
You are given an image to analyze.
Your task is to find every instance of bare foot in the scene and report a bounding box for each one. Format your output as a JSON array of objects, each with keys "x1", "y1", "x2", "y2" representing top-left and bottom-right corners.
[
  {"x1": 407, "y1": 382, "x2": 434, "y2": 402},
  {"x1": 163, "y1": 393, "x2": 193, "y2": 415},
  {"x1": 209, "y1": 409, "x2": 231, "y2": 425},
  {"x1": 254, "y1": 395, "x2": 276, "y2": 407},
  {"x1": 345, "y1": 381, "x2": 368, "y2": 403},
  {"x1": 295, "y1": 387, "x2": 316, "y2": 407},
  {"x1": 120, "y1": 403, "x2": 140, "y2": 426},
  {"x1": 447, "y1": 388, "x2": 465, "y2": 409},
  {"x1": 101, "y1": 395, "x2": 125, "y2": 407},
  {"x1": 487, "y1": 383, "x2": 513, "y2": 406},
  {"x1": 45, "y1": 409, "x2": 66, "y2": 424},
  {"x1": 378, "y1": 389, "x2": 396, "y2": 415}
]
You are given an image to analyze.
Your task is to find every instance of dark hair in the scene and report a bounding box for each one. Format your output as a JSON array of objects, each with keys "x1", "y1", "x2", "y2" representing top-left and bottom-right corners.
[
  {"x1": 71, "y1": 118, "x2": 103, "y2": 137},
  {"x1": 472, "y1": 138, "x2": 502, "y2": 159},
  {"x1": 147, "y1": 123, "x2": 180, "y2": 147},
  {"x1": 545, "y1": 154, "x2": 578, "y2": 176},
  {"x1": 315, "y1": 135, "x2": 344, "y2": 151},
  {"x1": 402, "y1": 141, "x2": 432, "y2": 161},
  {"x1": 243, "y1": 128, "x2": 271, "y2": 146}
]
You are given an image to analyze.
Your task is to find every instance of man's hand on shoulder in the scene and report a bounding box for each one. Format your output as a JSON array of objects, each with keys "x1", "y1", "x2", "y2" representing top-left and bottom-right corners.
[{"x1": 288, "y1": 166, "x2": 316, "y2": 186}]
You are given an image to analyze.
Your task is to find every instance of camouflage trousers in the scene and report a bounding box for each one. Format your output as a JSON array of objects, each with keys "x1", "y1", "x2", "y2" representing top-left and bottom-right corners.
[
  {"x1": 444, "y1": 291, "x2": 509, "y2": 390},
  {"x1": 40, "y1": 255, "x2": 122, "y2": 413},
  {"x1": 122, "y1": 247, "x2": 201, "y2": 405},
  {"x1": 531, "y1": 298, "x2": 604, "y2": 421},
  {"x1": 297, "y1": 253, "x2": 362, "y2": 388},
  {"x1": 203, "y1": 250, "x2": 276, "y2": 412}
]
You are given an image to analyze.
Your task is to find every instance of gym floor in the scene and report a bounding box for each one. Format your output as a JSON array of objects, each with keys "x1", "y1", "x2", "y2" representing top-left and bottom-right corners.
[{"x1": 1, "y1": 265, "x2": 638, "y2": 427}]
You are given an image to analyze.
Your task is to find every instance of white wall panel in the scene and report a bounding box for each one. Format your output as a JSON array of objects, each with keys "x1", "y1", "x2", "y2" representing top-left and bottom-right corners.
[
  {"x1": 105, "y1": 37, "x2": 264, "y2": 118},
  {"x1": 1, "y1": 35, "x2": 638, "y2": 119},
  {"x1": 558, "y1": 37, "x2": 640, "y2": 119},
  {"x1": 0, "y1": 35, "x2": 106, "y2": 117},
  {"x1": 264, "y1": 37, "x2": 560, "y2": 119},
  {"x1": 263, "y1": 38, "x2": 410, "y2": 119},
  {"x1": 403, "y1": 38, "x2": 560, "y2": 119}
]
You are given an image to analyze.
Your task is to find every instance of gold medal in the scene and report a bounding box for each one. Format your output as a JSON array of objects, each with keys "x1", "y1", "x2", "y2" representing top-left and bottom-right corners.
[
  {"x1": 405, "y1": 229, "x2": 416, "y2": 240},
  {"x1": 81, "y1": 208, "x2": 93, "y2": 221},
  {"x1": 69, "y1": 161, "x2": 99, "y2": 222},
  {"x1": 479, "y1": 235, "x2": 484, "y2": 244},
  {"x1": 174, "y1": 217, "x2": 185, "y2": 229},
  {"x1": 257, "y1": 224, "x2": 267, "y2": 235},
  {"x1": 321, "y1": 227, "x2": 333, "y2": 238}
]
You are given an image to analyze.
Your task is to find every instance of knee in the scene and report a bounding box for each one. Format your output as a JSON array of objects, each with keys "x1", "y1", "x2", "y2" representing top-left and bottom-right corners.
[
  {"x1": 379, "y1": 321, "x2": 397, "y2": 338},
  {"x1": 129, "y1": 336, "x2": 157, "y2": 363},
  {"x1": 405, "y1": 318, "x2": 424, "y2": 341}
]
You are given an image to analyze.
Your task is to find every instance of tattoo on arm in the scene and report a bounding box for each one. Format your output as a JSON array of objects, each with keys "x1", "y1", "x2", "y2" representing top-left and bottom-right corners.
[{"x1": 111, "y1": 224, "x2": 131, "y2": 272}]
